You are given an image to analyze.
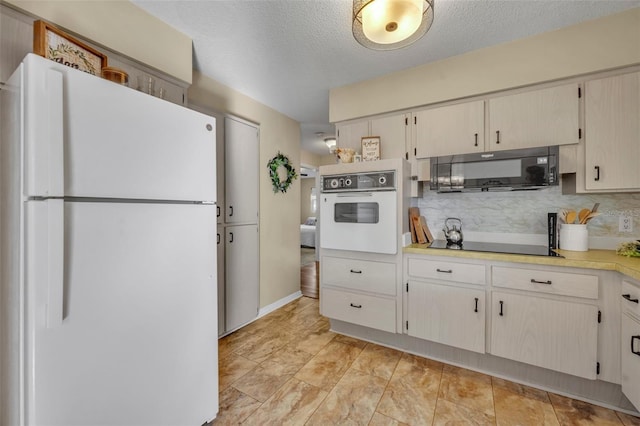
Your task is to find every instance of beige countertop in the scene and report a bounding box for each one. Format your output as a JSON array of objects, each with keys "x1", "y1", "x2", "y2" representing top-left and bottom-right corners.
[{"x1": 404, "y1": 244, "x2": 640, "y2": 282}]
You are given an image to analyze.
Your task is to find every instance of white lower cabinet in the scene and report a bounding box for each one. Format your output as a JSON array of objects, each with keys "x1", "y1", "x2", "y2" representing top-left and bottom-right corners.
[
  {"x1": 491, "y1": 291, "x2": 598, "y2": 379},
  {"x1": 621, "y1": 312, "x2": 640, "y2": 409},
  {"x1": 321, "y1": 287, "x2": 396, "y2": 333},
  {"x1": 407, "y1": 281, "x2": 485, "y2": 353},
  {"x1": 225, "y1": 224, "x2": 259, "y2": 332}
]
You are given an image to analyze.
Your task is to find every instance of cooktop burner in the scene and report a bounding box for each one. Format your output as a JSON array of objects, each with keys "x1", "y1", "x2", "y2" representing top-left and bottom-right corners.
[{"x1": 428, "y1": 240, "x2": 563, "y2": 257}]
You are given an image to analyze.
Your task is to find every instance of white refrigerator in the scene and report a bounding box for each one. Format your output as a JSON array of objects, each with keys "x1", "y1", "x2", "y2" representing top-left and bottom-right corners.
[{"x1": 0, "y1": 54, "x2": 218, "y2": 425}]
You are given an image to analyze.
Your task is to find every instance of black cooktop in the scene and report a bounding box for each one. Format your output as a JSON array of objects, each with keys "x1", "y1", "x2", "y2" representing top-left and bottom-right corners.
[{"x1": 428, "y1": 240, "x2": 563, "y2": 257}]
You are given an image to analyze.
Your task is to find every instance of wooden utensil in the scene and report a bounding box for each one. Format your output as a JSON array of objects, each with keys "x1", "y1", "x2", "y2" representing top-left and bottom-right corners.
[
  {"x1": 565, "y1": 209, "x2": 577, "y2": 224},
  {"x1": 419, "y1": 216, "x2": 434, "y2": 243},
  {"x1": 583, "y1": 212, "x2": 601, "y2": 224},
  {"x1": 408, "y1": 207, "x2": 421, "y2": 243},
  {"x1": 592, "y1": 202, "x2": 600, "y2": 213},
  {"x1": 559, "y1": 209, "x2": 569, "y2": 223},
  {"x1": 578, "y1": 208, "x2": 591, "y2": 224}
]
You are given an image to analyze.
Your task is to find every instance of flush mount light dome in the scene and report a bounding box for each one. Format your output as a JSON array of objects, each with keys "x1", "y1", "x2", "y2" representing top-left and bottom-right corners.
[{"x1": 353, "y1": 0, "x2": 434, "y2": 50}]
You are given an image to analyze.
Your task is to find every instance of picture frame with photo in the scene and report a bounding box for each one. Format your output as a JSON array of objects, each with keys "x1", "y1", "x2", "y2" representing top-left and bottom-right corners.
[{"x1": 361, "y1": 136, "x2": 380, "y2": 161}]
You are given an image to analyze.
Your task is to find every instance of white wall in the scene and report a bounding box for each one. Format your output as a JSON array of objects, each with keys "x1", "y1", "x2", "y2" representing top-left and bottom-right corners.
[
  {"x1": 330, "y1": 7, "x2": 640, "y2": 122},
  {"x1": 300, "y1": 178, "x2": 316, "y2": 224}
]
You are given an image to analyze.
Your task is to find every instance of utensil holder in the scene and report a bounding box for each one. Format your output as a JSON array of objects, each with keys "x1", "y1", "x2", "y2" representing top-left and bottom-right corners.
[{"x1": 559, "y1": 224, "x2": 588, "y2": 251}]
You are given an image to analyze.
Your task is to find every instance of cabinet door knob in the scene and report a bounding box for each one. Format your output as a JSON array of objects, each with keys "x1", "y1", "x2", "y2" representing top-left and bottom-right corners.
[
  {"x1": 229, "y1": 232, "x2": 234, "y2": 243},
  {"x1": 594, "y1": 166, "x2": 600, "y2": 181},
  {"x1": 217, "y1": 205, "x2": 221, "y2": 217},
  {"x1": 622, "y1": 294, "x2": 639, "y2": 303},
  {"x1": 474, "y1": 297, "x2": 479, "y2": 313},
  {"x1": 499, "y1": 300, "x2": 504, "y2": 316},
  {"x1": 350, "y1": 303, "x2": 362, "y2": 309},
  {"x1": 217, "y1": 233, "x2": 220, "y2": 244},
  {"x1": 229, "y1": 205, "x2": 234, "y2": 216},
  {"x1": 474, "y1": 133, "x2": 478, "y2": 147},
  {"x1": 530, "y1": 279, "x2": 552, "y2": 285},
  {"x1": 436, "y1": 268, "x2": 452, "y2": 274},
  {"x1": 496, "y1": 130, "x2": 500, "y2": 144},
  {"x1": 350, "y1": 269, "x2": 362, "y2": 274}
]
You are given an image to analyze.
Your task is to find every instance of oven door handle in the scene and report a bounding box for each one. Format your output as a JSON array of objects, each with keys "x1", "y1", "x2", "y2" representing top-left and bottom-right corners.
[{"x1": 336, "y1": 193, "x2": 374, "y2": 198}]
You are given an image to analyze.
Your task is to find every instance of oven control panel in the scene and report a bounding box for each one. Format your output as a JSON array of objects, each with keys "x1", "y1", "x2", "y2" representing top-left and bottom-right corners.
[{"x1": 322, "y1": 170, "x2": 395, "y2": 192}]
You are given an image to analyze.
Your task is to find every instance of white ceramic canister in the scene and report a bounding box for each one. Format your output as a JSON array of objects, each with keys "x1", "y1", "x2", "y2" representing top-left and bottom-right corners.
[{"x1": 559, "y1": 224, "x2": 589, "y2": 251}]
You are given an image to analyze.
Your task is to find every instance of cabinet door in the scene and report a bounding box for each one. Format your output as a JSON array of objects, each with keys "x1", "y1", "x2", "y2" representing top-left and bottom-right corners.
[
  {"x1": 621, "y1": 313, "x2": 640, "y2": 411},
  {"x1": 370, "y1": 113, "x2": 408, "y2": 160},
  {"x1": 491, "y1": 292, "x2": 598, "y2": 379},
  {"x1": 415, "y1": 101, "x2": 485, "y2": 158},
  {"x1": 217, "y1": 226, "x2": 226, "y2": 336},
  {"x1": 488, "y1": 83, "x2": 579, "y2": 151},
  {"x1": 407, "y1": 281, "x2": 485, "y2": 354},
  {"x1": 225, "y1": 117, "x2": 259, "y2": 224},
  {"x1": 336, "y1": 121, "x2": 370, "y2": 152},
  {"x1": 585, "y1": 72, "x2": 640, "y2": 191},
  {"x1": 225, "y1": 225, "x2": 259, "y2": 332}
]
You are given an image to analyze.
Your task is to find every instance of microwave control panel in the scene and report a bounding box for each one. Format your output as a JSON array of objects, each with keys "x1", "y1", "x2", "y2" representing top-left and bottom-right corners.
[{"x1": 322, "y1": 170, "x2": 395, "y2": 192}]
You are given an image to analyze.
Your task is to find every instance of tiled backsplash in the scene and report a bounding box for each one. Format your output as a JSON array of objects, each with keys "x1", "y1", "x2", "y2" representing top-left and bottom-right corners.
[{"x1": 414, "y1": 185, "x2": 640, "y2": 244}]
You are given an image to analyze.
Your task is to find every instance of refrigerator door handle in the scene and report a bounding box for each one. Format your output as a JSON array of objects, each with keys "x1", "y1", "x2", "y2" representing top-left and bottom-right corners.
[
  {"x1": 47, "y1": 69, "x2": 65, "y2": 196},
  {"x1": 47, "y1": 199, "x2": 65, "y2": 328}
]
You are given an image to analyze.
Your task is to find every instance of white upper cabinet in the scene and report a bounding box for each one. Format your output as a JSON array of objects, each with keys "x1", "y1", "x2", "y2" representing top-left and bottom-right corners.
[
  {"x1": 488, "y1": 83, "x2": 580, "y2": 151},
  {"x1": 584, "y1": 72, "x2": 640, "y2": 191},
  {"x1": 336, "y1": 121, "x2": 370, "y2": 153},
  {"x1": 370, "y1": 114, "x2": 409, "y2": 160},
  {"x1": 415, "y1": 100, "x2": 485, "y2": 158},
  {"x1": 224, "y1": 117, "x2": 259, "y2": 224}
]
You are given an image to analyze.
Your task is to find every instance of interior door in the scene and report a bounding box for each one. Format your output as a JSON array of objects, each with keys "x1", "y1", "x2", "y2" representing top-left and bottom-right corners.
[{"x1": 27, "y1": 200, "x2": 218, "y2": 425}]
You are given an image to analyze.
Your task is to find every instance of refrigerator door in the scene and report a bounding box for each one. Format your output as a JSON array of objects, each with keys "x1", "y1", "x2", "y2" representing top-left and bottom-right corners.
[
  {"x1": 25, "y1": 200, "x2": 218, "y2": 425},
  {"x1": 22, "y1": 54, "x2": 215, "y2": 201}
]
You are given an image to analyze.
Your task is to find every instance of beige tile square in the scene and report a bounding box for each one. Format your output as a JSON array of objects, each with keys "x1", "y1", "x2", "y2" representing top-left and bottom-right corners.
[
  {"x1": 218, "y1": 355, "x2": 258, "y2": 391},
  {"x1": 433, "y1": 398, "x2": 496, "y2": 425},
  {"x1": 242, "y1": 377, "x2": 328, "y2": 426},
  {"x1": 306, "y1": 368, "x2": 388, "y2": 425},
  {"x1": 333, "y1": 333, "x2": 368, "y2": 349},
  {"x1": 294, "y1": 340, "x2": 364, "y2": 391},
  {"x1": 232, "y1": 360, "x2": 297, "y2": 402},
  {"x1": 549, "y1": 393, "x2": 623, "y2": 425},
  {"x1": 369, "y1": 412, "x2": 409, "y2": 426},
  {"x1": 376, "y1": 353, "x2": 443, "y2": 424},
  {"x1": 351, "y1": 342, "x2": 402, "y2": 380},
  {"x1": 211, "y1": 387, "x2": 260, "y2": 426},
  {"x1": 492, "y1": 381, "x2": 558, "y2": 426},
  {"x1": 291, "y1": 319, "x2": 336, "y2": 355},
  {"x1": 233, "y1": 328, "x2": 296, "y2": 363},
  {"x1": 439, "y1": 365, "x2": 495, "y2": 417},
  {"x1": 263, "y1": 342, "x2": 314, "y2": 371}
]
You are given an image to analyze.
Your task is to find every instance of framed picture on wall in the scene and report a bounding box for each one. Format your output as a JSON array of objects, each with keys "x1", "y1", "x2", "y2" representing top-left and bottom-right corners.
[
  {"x1": 361, "y1": 136, "x2": 380, "y2": 161},
  {"x1": 33, "y1": 20, "x2": 107, "y2": 76}
]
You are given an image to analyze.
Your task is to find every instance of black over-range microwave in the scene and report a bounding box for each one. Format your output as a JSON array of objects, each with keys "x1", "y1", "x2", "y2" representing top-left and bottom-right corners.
[{"x1": 430, "y1": 145, "x2": 559, "y2": 192}]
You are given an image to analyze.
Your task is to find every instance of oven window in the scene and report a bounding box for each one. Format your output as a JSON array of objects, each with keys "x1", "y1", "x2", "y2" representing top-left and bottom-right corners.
[{"x1": 334, "y1": 202, "x2": 379, "y2": 224}]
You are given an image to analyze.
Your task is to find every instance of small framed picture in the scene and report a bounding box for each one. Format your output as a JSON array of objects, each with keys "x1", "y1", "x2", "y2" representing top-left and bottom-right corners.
[
  {"x1": 361, "y1": 136, "x2": 380, "y2": 161},
  {"x1": 33, "y1": 20, "x2": 107, "y2": 76}
]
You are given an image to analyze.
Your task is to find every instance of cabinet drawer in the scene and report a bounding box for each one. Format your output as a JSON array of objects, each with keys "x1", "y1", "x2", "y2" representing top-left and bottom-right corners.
[
  {"x1": 492, "y1": 266, "x2": 598, "y2": 299},
  {"x1": 407, "y1": 258, "x2": 485, "y2": 285},
  {"x1": 622, "y1": 280, "x2": 640, "y2": 318},
  {"x1": 322, "y1": 256, "x2": 396, "y2": 295},
  {"x1": 321, "y1": 288, "x2": 396, "y2": 333}
]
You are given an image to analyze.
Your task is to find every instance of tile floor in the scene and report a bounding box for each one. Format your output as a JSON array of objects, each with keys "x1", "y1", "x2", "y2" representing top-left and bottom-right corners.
[{"x1": 213, "y1": 296, "x2": 640, "y2": 425}]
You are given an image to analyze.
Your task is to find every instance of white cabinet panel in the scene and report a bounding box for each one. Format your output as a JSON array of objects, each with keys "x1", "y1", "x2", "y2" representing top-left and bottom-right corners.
[
  {"x1": 322, "y1": 256, "x2": 396, "y2": 296},
  {"x1": 224, "y1": 117, "x2": 259, "y2": 224},
  {"x1": 491, "y1": 292, "x2": 598, "y2": 379},
  {"x1": 492, "y1": 266, "x2": 598, "y2": 299},
  {"x1": 225, "y1": 225, "x2": 259, "y2": 331},
  {"x1": 415, "y1": 101, "x2": 484, "y2": 158},
  {"x1": 584, "y1": 72, "x2": 640, "y2": 191},
  {"x1": 488, "y1": 83, "x2": 579, "y2": 151},
  {"x1": 407, "y1": 258, "x2": 486, "y2": 285},
  {"x1": 336, "y1": 121, "x2": 370, "y2": 152},
  {"x1": 370, "y1": 114, "x2": 408, "y2": 160},
  {"x1": 407, "y1": 281, "x2": 485, "y2": 353},
  {"x1": 622, "y1": 312, "x2": 640, "y2": 410}
]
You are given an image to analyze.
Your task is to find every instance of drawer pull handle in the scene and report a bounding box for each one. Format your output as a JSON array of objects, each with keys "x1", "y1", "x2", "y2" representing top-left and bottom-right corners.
[
  {"x1": 623, "y1": 294, "x2": 639, "y2": 303},
  {"x1": 350, "y1": 269, "x2": 362, "y2": 274},
  {"x1": 499, "y1": 300, "x2": 504, "y2": 317},
  {"x1": 530, "y1": 279, "x2": 552, "y2": 285},
  {"x1": 474, "y1": 297, "x2": 479, "y2": 313},
  {"x1": 436, "y1": 269, "x2": 452, "y2": 274},
  {"x1": 632, "y1": 336, "x2": 640, "y2": 356},
  {"x1": 594, "y1": 165, "x2": 600, "y2": 181},
  {"x1": 350, "y1": 303, "x2": 362, "y2": 309}
]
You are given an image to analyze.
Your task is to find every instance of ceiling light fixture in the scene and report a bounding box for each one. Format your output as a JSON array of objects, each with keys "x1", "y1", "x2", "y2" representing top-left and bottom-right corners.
[
  {"x1": 353, "y1": 0, "x2": 434, "y2": 50},
  {"x1": 324, "y1": 138, "x2": 337, "y2": 150}
]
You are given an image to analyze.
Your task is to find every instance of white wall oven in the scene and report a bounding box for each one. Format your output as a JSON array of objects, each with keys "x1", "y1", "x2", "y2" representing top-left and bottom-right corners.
[{"x1": 320, "y1": 170, "x2": 397, "y2": 254}]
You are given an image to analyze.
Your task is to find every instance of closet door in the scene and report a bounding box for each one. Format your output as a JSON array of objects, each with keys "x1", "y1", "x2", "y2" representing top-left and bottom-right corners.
[{"x1": 225, "y1": 117, "x2": 259, "y2": 224}]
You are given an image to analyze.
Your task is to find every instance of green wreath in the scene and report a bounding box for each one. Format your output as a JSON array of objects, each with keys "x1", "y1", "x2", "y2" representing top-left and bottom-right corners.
[{"x1": 268, "y1": 152, "x2": 298, "y2": 193}]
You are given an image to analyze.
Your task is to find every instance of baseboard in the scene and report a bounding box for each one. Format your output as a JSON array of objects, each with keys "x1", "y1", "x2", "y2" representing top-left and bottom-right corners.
[{"x1": 257, "y1": 291, "x2": 302, "y2": 318}]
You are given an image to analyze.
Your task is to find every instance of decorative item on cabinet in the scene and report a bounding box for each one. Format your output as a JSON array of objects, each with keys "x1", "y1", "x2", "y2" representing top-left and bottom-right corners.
[
  {"x1": 33, "y1": 20, "x2": 107, "y2": 75},
  {"x1": 101, "y1": 66, "x2": 128, "y2": 85},
  {"x1": 361, "y1": 136, "x2": 381, "y2": 161}
]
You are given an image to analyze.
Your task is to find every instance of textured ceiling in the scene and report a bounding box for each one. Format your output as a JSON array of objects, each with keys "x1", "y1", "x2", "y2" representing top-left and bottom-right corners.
[{"x1": 132, "y1": 0, "x2": 640, "y2": 156}]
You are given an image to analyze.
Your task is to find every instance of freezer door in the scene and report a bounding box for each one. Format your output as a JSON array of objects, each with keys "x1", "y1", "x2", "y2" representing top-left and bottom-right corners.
[
  {"x1": 22, "y1": 54, "x2": 215, "y2": 201},
  {"x1": 25, "y1": 200, "x2": 218, "y2": 425}
]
